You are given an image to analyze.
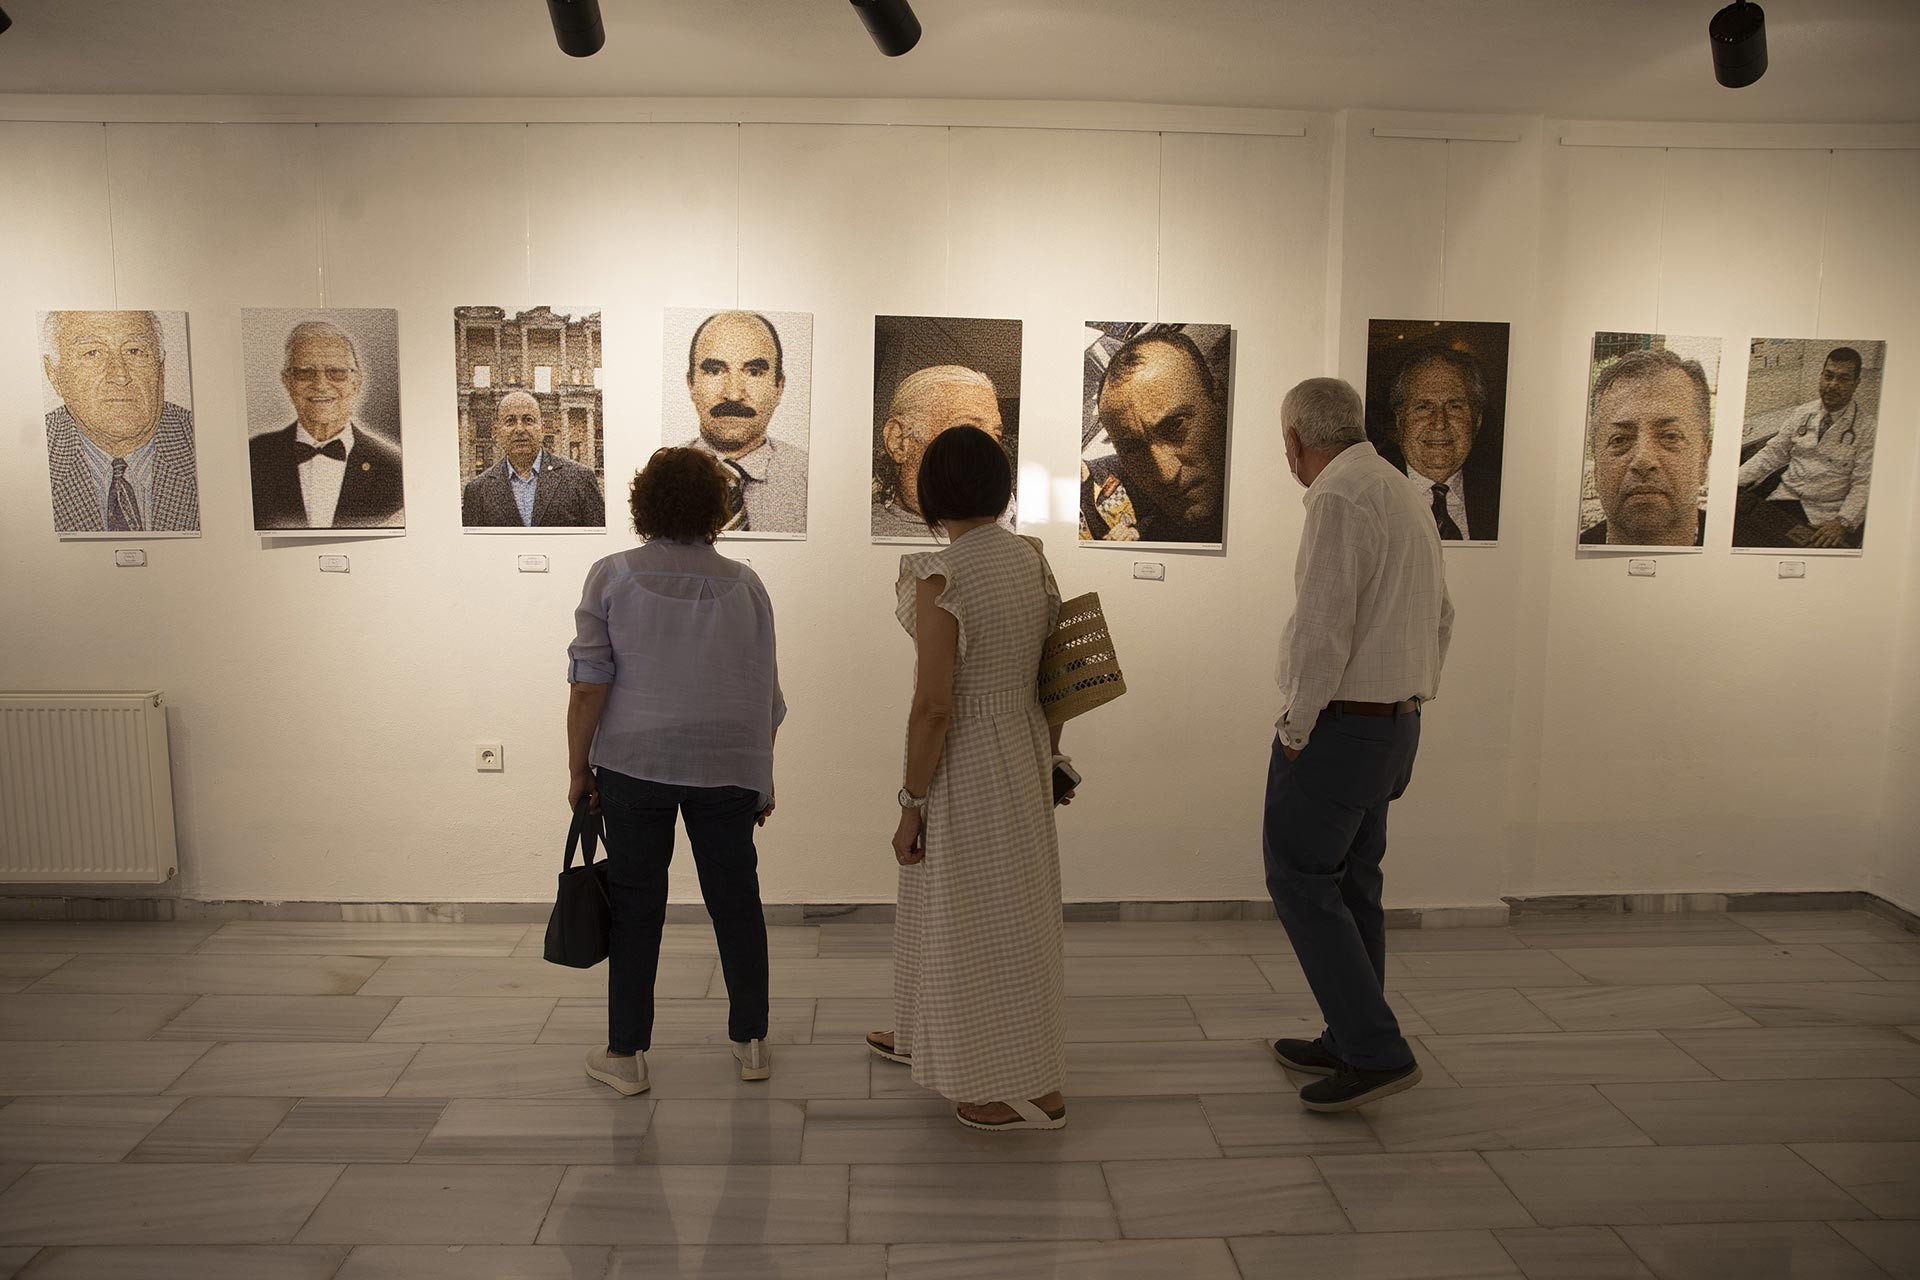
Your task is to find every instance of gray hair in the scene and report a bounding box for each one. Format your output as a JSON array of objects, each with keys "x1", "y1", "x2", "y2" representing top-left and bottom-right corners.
[
  {"x1": 1388, "y1": 346, "x2": 1488, "y2": 426},
  {"x1": 40, "y1": 310, "x2": 166, "y2": 371},
  {"x1": 283, "y1": 320, "x2": 362, "y2": 372},
  {"x1": 1282, "y1": 377, "x2": 1368, "y2": 451},
  {"x1": 886, "y1": 364, "x2": 997, "y2": 434}
]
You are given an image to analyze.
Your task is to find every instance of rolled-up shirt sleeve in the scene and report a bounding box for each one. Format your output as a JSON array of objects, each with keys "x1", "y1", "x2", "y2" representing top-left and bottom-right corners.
[{"x1": 567, "y1": 559, "x2": 616, "y2": 684}]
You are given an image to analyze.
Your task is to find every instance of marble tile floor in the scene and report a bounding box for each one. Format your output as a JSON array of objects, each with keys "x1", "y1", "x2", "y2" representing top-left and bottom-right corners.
[{"x1": 0, "y1": 910, "x2": 1914, "y2": 1277}]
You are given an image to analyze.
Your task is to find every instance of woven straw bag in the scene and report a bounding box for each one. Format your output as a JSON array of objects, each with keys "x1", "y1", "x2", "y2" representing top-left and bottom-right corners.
[{"x1": 1037, "y1": 591, "x2": 1128, "y2": 727}]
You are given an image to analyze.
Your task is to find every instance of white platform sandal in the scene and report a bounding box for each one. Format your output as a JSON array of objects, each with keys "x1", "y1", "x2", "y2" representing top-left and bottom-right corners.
[{"x1": 955, "y1": 1098, "x2": 1068, "y2": 1132}]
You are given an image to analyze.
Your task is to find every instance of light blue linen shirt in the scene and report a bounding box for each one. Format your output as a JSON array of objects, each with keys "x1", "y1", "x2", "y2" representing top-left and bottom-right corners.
[
  {"x1": 509, "y1": 451, "x2": 544, "y2": 527},
  {"x1": 568, "y1": 538, "x2": 787, "y2": 802},
  {"x1": 74, "y1": 426, "x2": 158, "y2": 529}
]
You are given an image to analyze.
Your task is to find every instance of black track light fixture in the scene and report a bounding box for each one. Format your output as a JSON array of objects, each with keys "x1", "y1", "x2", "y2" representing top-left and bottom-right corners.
[
  {"x1": 850, "y1": 0, "x2": 921, "y2": 57},
  {"x1": 1709, "y1": 0, "x2": 1767, "y2": 88},
  {"x1": 547, "y1": 0, "x2": 605, "y2": 58},
  {"x1": 0, "y1": 7, "x2": 12, "y2": 37}
]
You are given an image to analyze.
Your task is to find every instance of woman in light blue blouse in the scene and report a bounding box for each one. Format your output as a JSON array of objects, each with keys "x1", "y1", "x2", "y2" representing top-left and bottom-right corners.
[{"x1": 566, "y1": 447, "x2": 785, "y2": 1096}]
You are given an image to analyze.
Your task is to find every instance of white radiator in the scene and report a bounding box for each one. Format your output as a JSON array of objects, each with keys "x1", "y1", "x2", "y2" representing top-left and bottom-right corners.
[{"x1": 0, "y1": 691, "x2": 179, "y2": 884}]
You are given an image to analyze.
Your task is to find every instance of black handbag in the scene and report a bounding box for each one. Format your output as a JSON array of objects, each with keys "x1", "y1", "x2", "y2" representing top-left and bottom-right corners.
[{"x1": 543, "y1": 798, "x2": 611, "y2": 968}]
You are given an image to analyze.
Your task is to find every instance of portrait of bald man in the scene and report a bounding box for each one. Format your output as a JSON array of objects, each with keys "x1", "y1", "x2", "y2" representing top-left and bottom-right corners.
[
  {"x1": 461, "y1": 390, "x2": 606, "y2": 528},
  {"x1": 40, "y1": 309, "x2": 200, "y2": 535},
  {"x1": 871, "y1": 315, "x2": 1023, "y2": 541},
  {"x1": 242, "y1": 310, "x2": 404, "y2": 532},
  {"x1": 664, "y1": 308, "x2": 813, "y2": 536}
]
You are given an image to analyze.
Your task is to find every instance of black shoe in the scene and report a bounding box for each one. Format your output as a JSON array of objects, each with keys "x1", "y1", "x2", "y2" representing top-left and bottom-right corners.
[
  {"x1": 1270, "y1": 1037, "x2": 1343, "y2": 1077},
  {"x1": 1298, "y1": 1059, "x2": 1423, "y2": 1113}
]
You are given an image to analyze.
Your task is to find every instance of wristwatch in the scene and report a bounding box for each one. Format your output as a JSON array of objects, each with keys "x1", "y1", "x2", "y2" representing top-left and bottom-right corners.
[{"x1": 897, "y1": 787, "x2": 928, "y2": 810}]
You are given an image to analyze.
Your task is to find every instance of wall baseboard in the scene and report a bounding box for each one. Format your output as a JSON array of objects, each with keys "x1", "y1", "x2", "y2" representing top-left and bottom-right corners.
[{"x1": 3, "y1": 891, "x2": 1913, "y2": 933}]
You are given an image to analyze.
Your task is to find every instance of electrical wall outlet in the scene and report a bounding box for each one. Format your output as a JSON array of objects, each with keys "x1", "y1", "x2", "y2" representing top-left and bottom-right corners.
[
  {"x1": 113, "y1": 549, "x2": 147, "y2": 567},
  {"x1": 1627, "y1": 559, "x2": 1656, "y2": 578},
  {"x1": 318, "y1": 555, "x2": 350, "y2": 574},
  {"x1": 1132, "y1": 562, "x2": 1166, "y2": 581},
  {"x1": 1778, "y1": 560, "x2": 1806, "y2": 579},
  {"x1": 476, "y1": 743, "x2": 504, "y2": 772}
]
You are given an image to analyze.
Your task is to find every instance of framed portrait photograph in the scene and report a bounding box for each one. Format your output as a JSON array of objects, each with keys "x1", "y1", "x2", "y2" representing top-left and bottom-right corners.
[
  {"x1": 1079, "y1": 321, "x2": 1234, "y2": 550},
  {"x1": 661, "y1": 307, "x2": 814, "y2": 539},
  {"x1": 39, "y1": 309, "x2": 200, "y2": 539},
  {"x1": 871, "y1": 315, "x2": 1023, "y2": 544},
  {"x1": 241, "y1": 307, "x2": 403, "y2": 535},
  {"x1": 455, "y1": 305, "x2": 607, "y2": 533},
  {"x1": 1365, "y1": 319, "x2": 1510, "y2": 546},
  {"x1": 1578, "y1": 332, "x2": 1721, "y2": 552},
  {"x1": 1732, "y1": 337, "x2": 1884, "y2": 555}
]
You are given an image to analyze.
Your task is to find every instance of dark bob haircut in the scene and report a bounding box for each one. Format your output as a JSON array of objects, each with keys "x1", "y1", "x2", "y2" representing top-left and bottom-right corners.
[
  {"x1": 917, "y1": 424, "x2": 1013, "y2": 529},
  {"x1": 629, "y1": 446, "x2": 730, "y2": 542}
]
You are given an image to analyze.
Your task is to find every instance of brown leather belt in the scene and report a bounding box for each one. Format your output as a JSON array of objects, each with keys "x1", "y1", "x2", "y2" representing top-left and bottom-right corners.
[{"x1": 1327, "y1": 698, "x2": 1422, "y2": 717}]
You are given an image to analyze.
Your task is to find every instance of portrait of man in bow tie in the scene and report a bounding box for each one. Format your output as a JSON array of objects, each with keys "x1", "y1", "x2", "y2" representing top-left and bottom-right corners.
[
  {"x1": 663, "y1": 308, "x2": 813, "y2": 538},
  {"x1": 243, "y1": 309, "x2": 404, "y2": 533},
  {"x1": 1733, "y1": 338, "x2": 1883, "y2": 554},
  {"x1": 40, "y1": 309, "x2": 201, "y2": 537}
]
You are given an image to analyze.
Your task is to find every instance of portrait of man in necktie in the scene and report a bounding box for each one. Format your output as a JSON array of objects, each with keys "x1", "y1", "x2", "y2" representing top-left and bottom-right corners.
[
  {"x1": 1364, "y1": 320, "x2": 1511, "y2": 545},
  {"x1": 455, "y1": 305, "x2": 606, "y2": 531},
  {"x1": 40, "y1": 309, "x2": 201, "y2": 538},
  {"x1": 241, "y1": 309, "x2": 404, "y2": 534},
  {"x1": 662, "y1": 308, "x2": 813, "y2": 538},
  {"x1": 1733, "y1": 338, "x2": 1884, "y2": 554}
]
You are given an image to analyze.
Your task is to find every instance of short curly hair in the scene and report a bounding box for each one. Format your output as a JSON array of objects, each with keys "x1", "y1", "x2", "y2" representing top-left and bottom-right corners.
[{"x1": 629, "y1": 447, "x2": 729, "y2": 542}]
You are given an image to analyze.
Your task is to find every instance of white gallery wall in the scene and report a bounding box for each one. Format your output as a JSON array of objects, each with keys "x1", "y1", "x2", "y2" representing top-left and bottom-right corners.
[{"x1": 0, "y1": 102, "x2": 1914, "y2": 912}]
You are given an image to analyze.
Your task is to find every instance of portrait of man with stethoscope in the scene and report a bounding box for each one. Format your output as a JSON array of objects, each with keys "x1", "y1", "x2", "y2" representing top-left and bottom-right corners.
[{"x1": 1733, "y1": 339, "x2": 1883, "y2": 553}]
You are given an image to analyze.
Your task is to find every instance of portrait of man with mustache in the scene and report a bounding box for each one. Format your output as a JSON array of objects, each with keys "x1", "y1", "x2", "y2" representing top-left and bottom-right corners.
[{"x1": 672, "y1": 309, "x2": 811, "y2": 537}]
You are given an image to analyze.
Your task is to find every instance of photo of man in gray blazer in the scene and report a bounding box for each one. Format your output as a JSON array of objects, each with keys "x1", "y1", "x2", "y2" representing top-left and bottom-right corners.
[{"x1": 461, "y1": 390, "x2": 605, "y2": 528}]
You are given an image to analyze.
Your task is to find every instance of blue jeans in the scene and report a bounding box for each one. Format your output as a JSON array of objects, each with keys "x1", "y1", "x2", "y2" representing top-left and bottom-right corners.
[
  {"x1": 595, "y1": 768, "x2": 769, "y2": 1054},
  {"x1": 1261, "y1": 708, "x2": 1421, "y2": 1071}
]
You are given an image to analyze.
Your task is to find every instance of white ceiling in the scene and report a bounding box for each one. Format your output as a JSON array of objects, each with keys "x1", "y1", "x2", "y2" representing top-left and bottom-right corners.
[{"x1": 1, "y1": 0, "x2": 1916, "y2": 123}]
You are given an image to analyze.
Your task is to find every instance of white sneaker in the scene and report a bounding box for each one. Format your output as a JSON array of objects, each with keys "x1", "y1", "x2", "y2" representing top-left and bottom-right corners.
[
  {"x1": 585, "y1": 1046, "x2": 649, "y2": 1096},
  {"x1": 732, "y1": 1038, "x2": 772, "y2": 1081}
]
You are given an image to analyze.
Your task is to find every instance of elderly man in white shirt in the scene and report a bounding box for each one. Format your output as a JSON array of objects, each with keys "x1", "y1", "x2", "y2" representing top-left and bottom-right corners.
[
  {"x1": 1265, "y1": 377, "x2": 1453, "y2": 1113},
  {"x1": 1734, "y1": 346, "x2": 1875, "y2": 550}
]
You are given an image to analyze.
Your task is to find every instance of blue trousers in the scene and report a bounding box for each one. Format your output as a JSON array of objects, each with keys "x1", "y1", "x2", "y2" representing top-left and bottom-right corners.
[
  {"x1": 1262, "y1": 708, "x2": 1420, "y2": 1071},
  {"x1": 595, "y1": 768, "x2": 770, "y2": 1053}
]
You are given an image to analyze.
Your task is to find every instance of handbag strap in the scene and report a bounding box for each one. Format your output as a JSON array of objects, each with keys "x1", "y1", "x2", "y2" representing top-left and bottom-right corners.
[{"x1": 563, "y1": 797, "x2": 605, "y2": 871}]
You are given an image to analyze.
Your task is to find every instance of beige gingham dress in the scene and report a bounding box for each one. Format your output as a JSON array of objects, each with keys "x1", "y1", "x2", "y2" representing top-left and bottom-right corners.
[{"x1": 893, "y1": 525, "x2": 1065, "y2": 1103}]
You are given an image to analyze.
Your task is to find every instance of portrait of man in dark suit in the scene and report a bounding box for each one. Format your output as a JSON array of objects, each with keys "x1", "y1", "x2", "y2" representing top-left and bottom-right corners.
[
  {"x1": 1365, "y1": 320, "x2": 1510, "y2": 545},
  {"x1": 461, "y1": 390, "x2": 605, "y2": 528},
  {"x1": 40, "y1": 309, "x2": 201, "y2": 536},
  {"x1": 243, "y1": 314, "x2": 405, "y2": 532}
]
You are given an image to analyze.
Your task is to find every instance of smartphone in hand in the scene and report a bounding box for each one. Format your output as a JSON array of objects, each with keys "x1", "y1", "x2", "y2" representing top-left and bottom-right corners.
[{"x1": 1052, "y1": 760, "x2": 1082, "y2": 806}]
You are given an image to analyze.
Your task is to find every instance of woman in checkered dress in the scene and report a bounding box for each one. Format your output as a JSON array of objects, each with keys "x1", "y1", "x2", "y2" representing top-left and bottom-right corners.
[{"x1": 872, "y1": 425, "x2": 1070, "y2": 1131}]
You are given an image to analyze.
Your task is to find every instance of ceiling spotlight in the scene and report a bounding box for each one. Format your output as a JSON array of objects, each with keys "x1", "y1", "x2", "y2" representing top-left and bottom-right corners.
[
  {"x1": 547, "y1": 0, "x2": 605, "y2": 58},
  {"x1": 850, "y1": 0, "x2": 921, "y2": 57},
  {"x1": 1709, "y1": 0, "x2": 1767, "y2": 88}
]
